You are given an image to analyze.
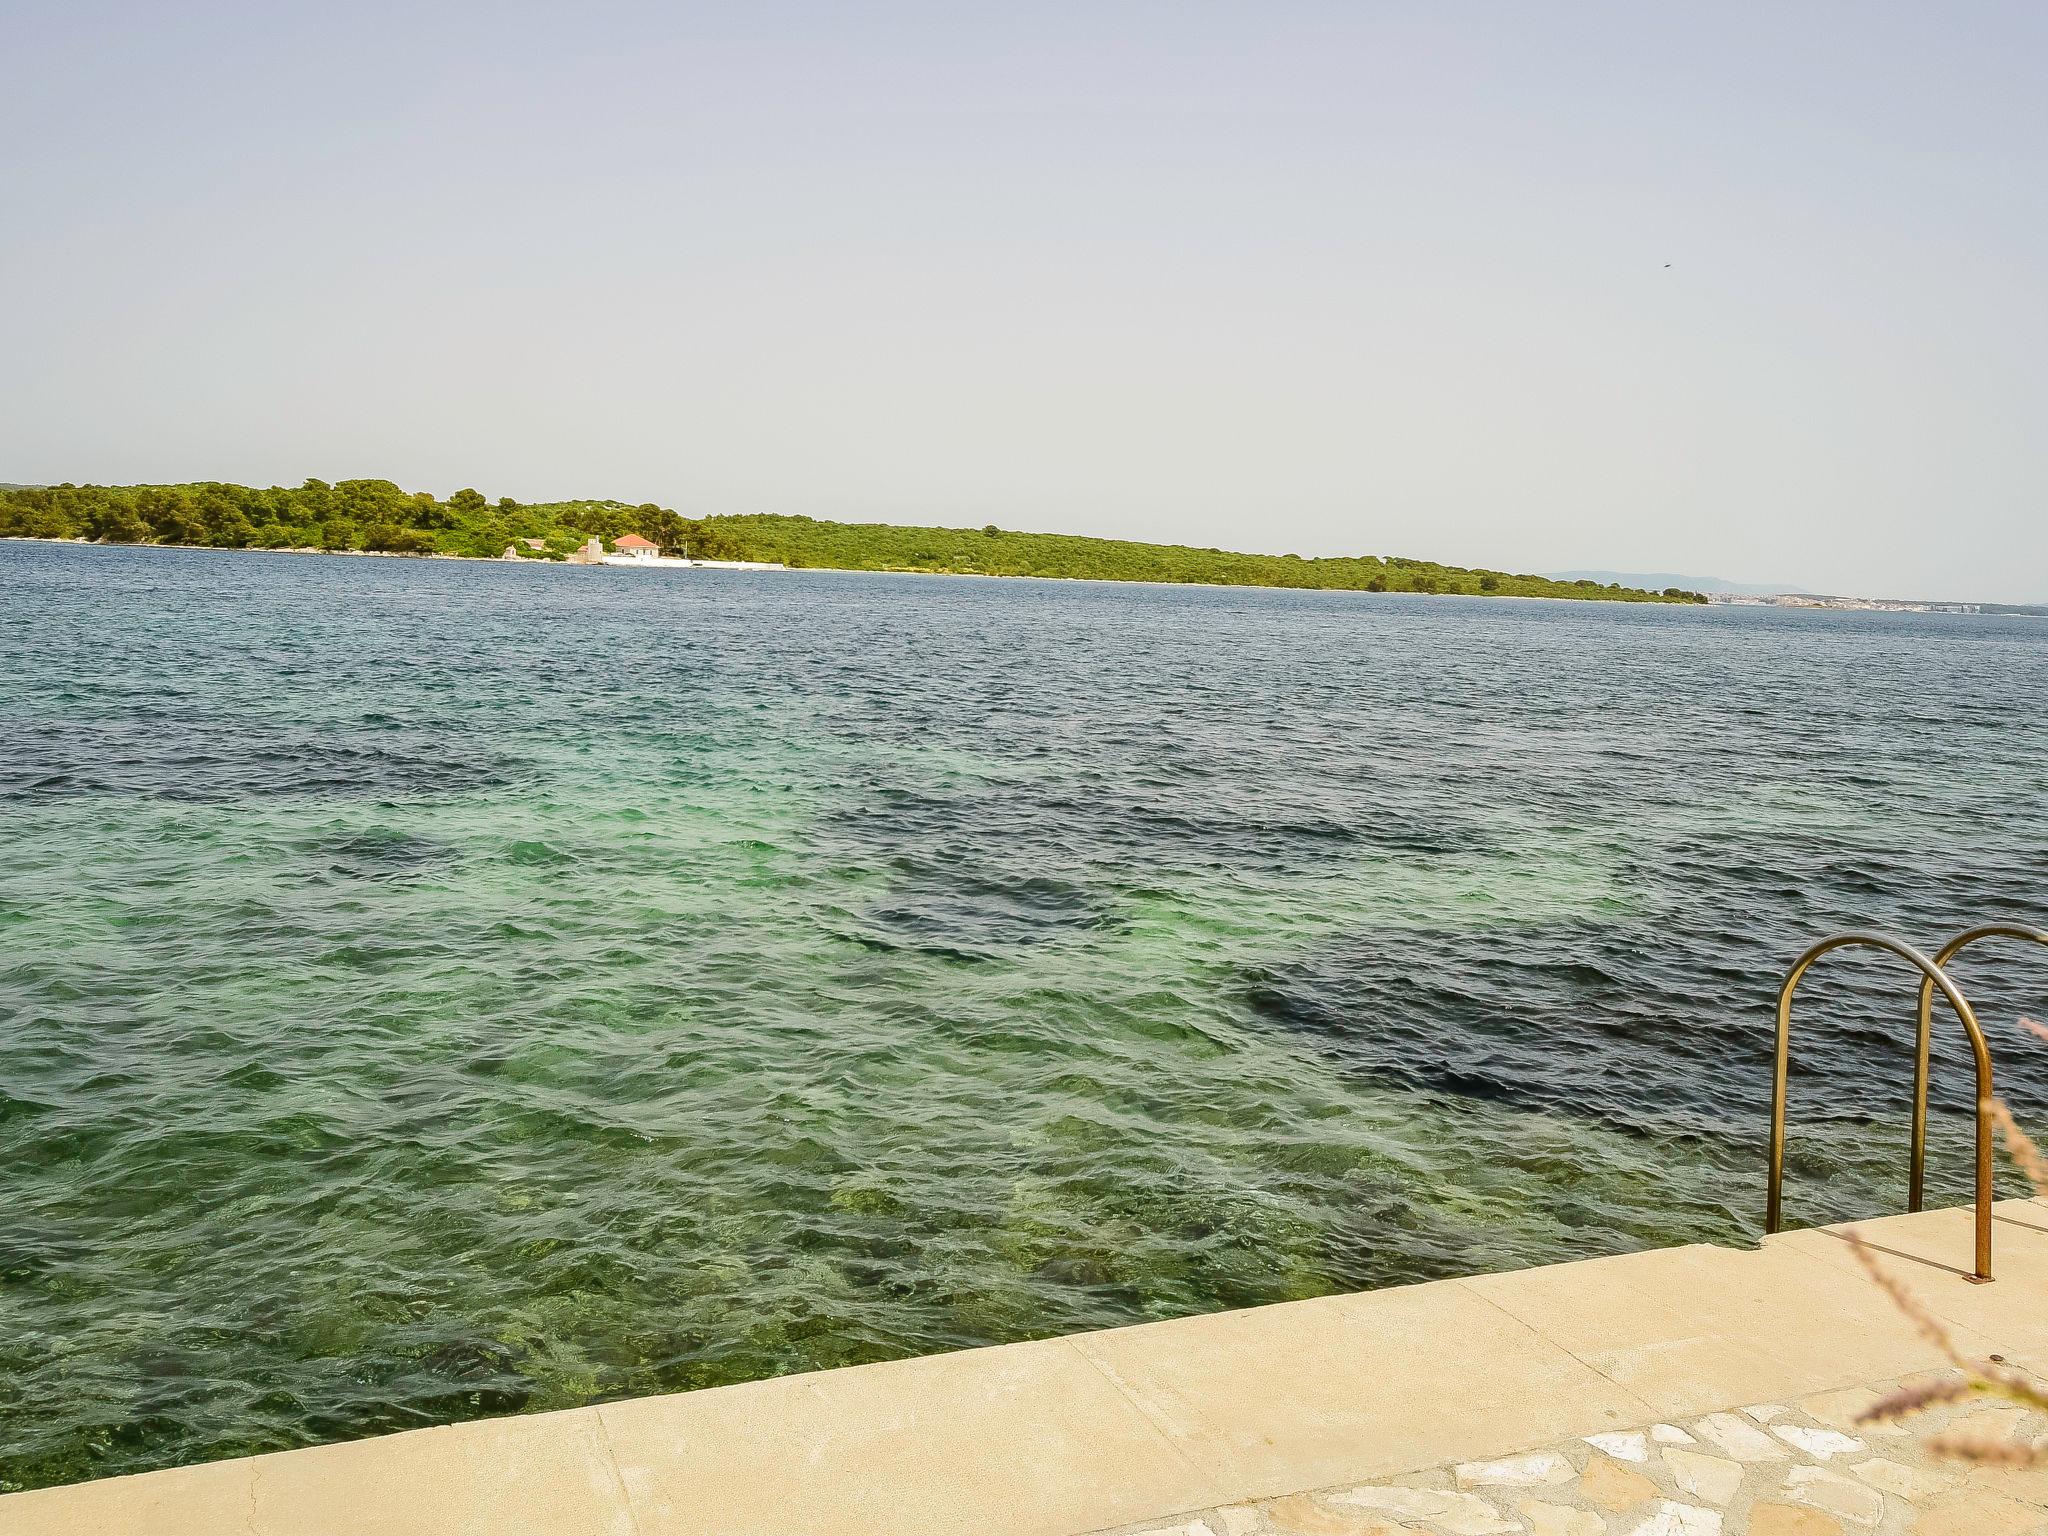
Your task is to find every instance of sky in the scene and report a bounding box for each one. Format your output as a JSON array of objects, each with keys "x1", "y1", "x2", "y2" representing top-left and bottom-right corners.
[{"x1": 3, "y1": 3, "x2": 2044, "y2": 601}]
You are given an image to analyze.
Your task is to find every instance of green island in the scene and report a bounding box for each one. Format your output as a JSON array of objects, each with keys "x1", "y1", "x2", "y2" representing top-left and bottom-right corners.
[{"x1": 0, "y1": 479, "x2": 1705, "y2": 602}]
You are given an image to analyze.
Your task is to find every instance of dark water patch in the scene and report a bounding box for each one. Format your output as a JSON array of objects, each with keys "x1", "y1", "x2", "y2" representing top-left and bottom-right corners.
[
  {"x1": 302, "y1": 827, "x2": 459, "y2": 881},
  {"x1": 852, "y1": 866, "x2": 1116, "y2": 959},
  {"x1": 1254, "y1": 912, "x2": 2048, "y2": 1142},
  {"x1": 818, "y1": 772, "x2": 1498, "y2": 886},
  {"x1": 0, "y1": 718, "x2": 512, "y2": 805}
]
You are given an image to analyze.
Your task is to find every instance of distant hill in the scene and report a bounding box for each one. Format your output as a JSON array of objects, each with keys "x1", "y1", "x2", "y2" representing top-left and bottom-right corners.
[
  {"x1": 1544, "y1": 570, "x2": 1808, "y2": 598},
  {"x1": 0, "y1": 479, "x2": 1704, "y2": 603}
]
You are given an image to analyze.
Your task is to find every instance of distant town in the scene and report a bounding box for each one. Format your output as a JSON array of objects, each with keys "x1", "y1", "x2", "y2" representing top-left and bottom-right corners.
[
  {"x1": 1543, "y1": 570, "x2": 2045, "y2": 617},
  {"x1": 1705, "y1": 592, "x2": 2048, "y2": 617}
]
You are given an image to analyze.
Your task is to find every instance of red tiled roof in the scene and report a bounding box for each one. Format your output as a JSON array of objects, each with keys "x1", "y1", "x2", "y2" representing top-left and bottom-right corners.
[{"x1": 613, "y1": 534, "x2": 658, "y2": 549}]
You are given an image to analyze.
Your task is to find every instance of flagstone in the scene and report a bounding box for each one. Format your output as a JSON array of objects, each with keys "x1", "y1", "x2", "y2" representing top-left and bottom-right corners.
[
  {"x1": 1582, "y1": 1454, "x2": 1661, "y2": 1511},
  {"x1": 1585, "y1": 1430, "x2": 1650, "y2": 1462},
  {"x1": 1911, "y1": 1487, "x2": 2047, "y2": 1536},
  {"x1": 1452, "y1": 1451, "x2": 1573, "y2": 1488},
  {"x1": 1780, "y1": 1466, "x2": 1883, "y2": 1528},
  {"x1": 1844, "y1": 1454, "x2": 1955, "y2": 1500},
  {"x1": 1692, "y1": 1412, "x2": 1788, "y2": 1462},
  {"x1": 1970, "y1": 1458, "x2": 2048, "y2": 1509},
  {"x1": 1650, "y1": 1423, "x2": 1697, "y2": 1445},
  {"x1": 1942, "y1": 1403, "x2": 2034, "y2": 1444},
  {"x1": 1520, "y1": 1498, "x2": 1604, "y2": 1536},
  {"x1": 1621, "y1": 1500, "x2": 1721, "y2": 1536},
  {"x1": 1262, "y1": 1494, "x2": 1415, "y2": 1536},
  {"x1": 1388, "y1": 1467, "x2": 1453, "y2": 1491},
  {"x1": 1317, "y1": 1485, "x2": 1515, "y2": 1536},
  {"x1": 1746, "y1": 1505, "x2": 1845, "y2": 1536},
  {"x1": 1770, "y1": 1424, "x2": 1863, "y2": 1460},
  {"x1": 1662, "y1": 1448, "x2": 1744, "y2": 1505}
]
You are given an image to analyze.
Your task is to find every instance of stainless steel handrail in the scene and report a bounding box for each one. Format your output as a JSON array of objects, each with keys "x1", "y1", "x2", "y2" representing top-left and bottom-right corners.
[
  {"x1": 1909, "y1": 926, "x2": 2048, "y2": 1214},
  {"x1": 1767, "y1": 931, "x2": 1993, "y2": 1282}
]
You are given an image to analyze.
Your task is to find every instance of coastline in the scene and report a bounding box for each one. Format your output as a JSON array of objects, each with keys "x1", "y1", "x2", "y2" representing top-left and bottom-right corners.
[
  {"x1": 8, "y1": 534, "x2": 2028, "y2": 613},
  {"x1": 0, "y1": 536, "x2": 1716, "y2": 605}
]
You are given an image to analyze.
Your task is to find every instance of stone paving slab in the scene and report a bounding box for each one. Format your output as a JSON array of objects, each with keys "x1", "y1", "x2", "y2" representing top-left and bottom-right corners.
[
  {"x1": 1767, "y1": 1204, "x2": 2048, "y2": 1362},
  {"x1": 1065, "y1": 1266, "x2": 1655, "y2": 1500},
  {"x1": 595, "y1": 1334, "x2": 1232, "y2": 1536},
  {"x1": 4, "y1": 1200, "x2": 2046, "y2": 1536},
  {"x1": 1463, "y1": 1235, "x2": 2010, "y2": 1420}
]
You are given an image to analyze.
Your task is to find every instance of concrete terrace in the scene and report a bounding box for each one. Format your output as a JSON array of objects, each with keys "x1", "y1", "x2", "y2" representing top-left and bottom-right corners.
[{"x1": 6, "y1": 1200, "x2": 2048, "y2": 1536}]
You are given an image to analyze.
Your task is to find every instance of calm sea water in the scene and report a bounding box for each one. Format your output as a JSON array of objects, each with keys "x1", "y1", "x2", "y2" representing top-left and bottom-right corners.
[{"x1": 2, "y1": 541, "x2": 2045, "y2": 1489}]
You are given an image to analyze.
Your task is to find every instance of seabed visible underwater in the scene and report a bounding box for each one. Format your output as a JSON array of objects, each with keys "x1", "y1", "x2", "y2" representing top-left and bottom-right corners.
[{"x1": 2, "y1": 542, "x2": 2045, "y2": 1489}]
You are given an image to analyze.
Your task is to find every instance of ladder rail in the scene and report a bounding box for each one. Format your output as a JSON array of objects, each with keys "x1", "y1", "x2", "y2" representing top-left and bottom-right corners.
[
  {"x1": 1910, "y1": 925, "x2": 2048, "y2": 1214},
  {"x1": 1767, "y1": 931, "x2": 1994, "y2": 1282}
]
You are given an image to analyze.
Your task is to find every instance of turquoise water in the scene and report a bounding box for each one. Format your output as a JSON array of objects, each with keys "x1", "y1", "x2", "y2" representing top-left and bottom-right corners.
[{"x1": 2, "y1": 541, "x2": 2045, "y2": 1489}]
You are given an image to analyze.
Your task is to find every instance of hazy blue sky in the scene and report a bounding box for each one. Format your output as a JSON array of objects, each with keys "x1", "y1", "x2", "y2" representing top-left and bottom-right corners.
[{"x1": 4, "y1": 3, "x2": 2044, "y2": 600}]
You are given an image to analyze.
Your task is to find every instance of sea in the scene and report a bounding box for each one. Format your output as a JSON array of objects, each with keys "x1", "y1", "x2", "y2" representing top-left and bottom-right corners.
[{"x1": 2, "y1": 540, "x2": 2044, "y2": 1489}]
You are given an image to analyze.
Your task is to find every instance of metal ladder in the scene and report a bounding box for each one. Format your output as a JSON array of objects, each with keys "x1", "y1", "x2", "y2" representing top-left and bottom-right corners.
[{"x1": 1766, "y1": 924, "x2": 2048, "y2": 1283}]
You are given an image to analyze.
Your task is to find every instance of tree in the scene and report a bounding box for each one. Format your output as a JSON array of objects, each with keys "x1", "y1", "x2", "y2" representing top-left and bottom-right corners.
[
  {"x1": 193, "y1": 487, "x2": 254, "y2": 547},
  {"x1": 201, "y1": 505, "x2": 255, "y2": 547},
  {"x1": 363, "y1": 524, "x2": 431, "y2": 553},
  {"x1": 86, "y1": 499, "x2": 150, "y2": 544},
  {"x1": 634, "y1": 503, "x2": 687, "y2": 553},
  {"x1": 409, "y1": 491, "x2": 458, "y2": 530},
  {"x1": 137, "y1": 488, "x2": 200, "y2": 544},
  {"x1": 297, "y1": 478, "x2": 335, "y2": 522},
  {"x1": 448, "y1": 488, "x2": 488, "y2": 515},
  {"x1": 0, "y1": 492, "x2": 79, "y2": 539},
  {"x1": 335, "y1": 479, "x2": 411, "y2": 526}
]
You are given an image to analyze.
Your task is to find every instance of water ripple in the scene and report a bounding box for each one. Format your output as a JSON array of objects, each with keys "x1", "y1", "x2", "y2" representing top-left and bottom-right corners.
[{"x1": 0, "y1": 543, "x2": 2044, "y2": 1491}]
